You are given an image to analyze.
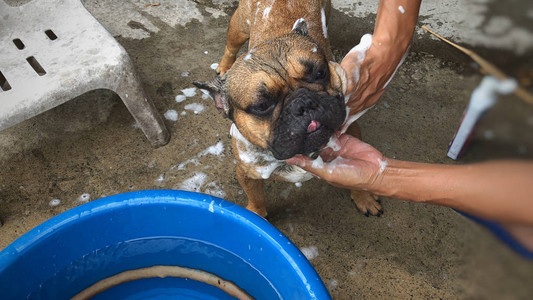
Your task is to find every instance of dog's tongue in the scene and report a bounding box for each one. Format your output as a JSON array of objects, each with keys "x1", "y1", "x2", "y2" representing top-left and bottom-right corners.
[{"x1": 307, "y1": 120, "x2": 320, "y2": 133}]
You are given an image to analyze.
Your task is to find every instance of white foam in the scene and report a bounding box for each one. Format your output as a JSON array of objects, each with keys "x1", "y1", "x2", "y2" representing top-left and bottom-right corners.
[
  {"x1": 378, "y1": 158, "x2": 388, "y2": 173},
  {"x1": 280, "y1": 165, "x2": 313, "y2": 183},
  {"x1": 205, "y1": 182, "x2": 227, "y2": 198},
  {"x1": 301, "y1": 246, "x2": 319, "y2": 260},
  {"x1": 320, "y1": 8, "x2": 328, "y2": 39},
  {"x1": 311, "y1": 156, "x2": 324, "y2": 168},
  {"x1": 199, "y1": 88, "x2": 209, "y2": 96},
  {"x1": 263, "y1": 6, "x2": 271, "y2": 19},
  {"x1": 340, "y1": 105, "x2": 373, "y2": 135},
  {"x1": 230, "y1": 123, "x2": 282, "y2": 179},
  {"x1": 175, "y1": 95, "x2": 187, "y2": 103},
  {"x1": 328, "y1": 279, "x2": 339, "y2": 290},
  {"x1": 184, "y1": 103, "x2": 205, "y2": 114},
  {"x1": 182, "y1": 87, "x2": 197, "y2": 97},
  {"x1": 77, "y1": 193, "x2": 90, "y2": 202},
  {"x1": 292, "y1": 18, "x2": 305, "y2": 30},
  {"x1": 398, "y1": 5, "x2": 405, "y2": 14},
  {"x1": 210, "y1": 63, "x2": 219, "y2": 70},
  {"x1": 177, "y1": 172, "x2": 207, "y2": 192},
  {"x1": 155, "y1": 174, "x2": 165, "y2": 183},
  {"x1": 199, "y1": 141, "x2": 224, "y2": 157},
  {"x1": 327, "y1": 156, "x2": 356, "y2": 174},
  {"x1": 326, "y1": 134, "x2": 342, "y2": 151},
  {"x1": 49, "y1": 199, "x2": 61, "y2": 207},
  {"x1": 164, "y1": 109, "x2": 179, "y2": 121},
  {"x1": 174, "y1": 158, "x2": 200, "y2": 170},
  {"x1": 346, "y1": 34, "x2": 373, "y2": 85}
]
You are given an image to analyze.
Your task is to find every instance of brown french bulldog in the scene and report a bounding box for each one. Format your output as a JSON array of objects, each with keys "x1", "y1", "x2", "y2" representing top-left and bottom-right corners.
[{"x1": 194, "y1": 0, "x2": 381, "y2": 218}]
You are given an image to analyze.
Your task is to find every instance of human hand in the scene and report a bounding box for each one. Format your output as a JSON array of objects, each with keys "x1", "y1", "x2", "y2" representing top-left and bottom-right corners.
[
  {"x1": 340, "y1": 0, "x2": 420, "y2": 117},
  {"x1": 340, "y1": 37, "x2": 387, "y2": 115},
  {"x1": 286, "y1": 134, "x2": 387, "y2": 191}
]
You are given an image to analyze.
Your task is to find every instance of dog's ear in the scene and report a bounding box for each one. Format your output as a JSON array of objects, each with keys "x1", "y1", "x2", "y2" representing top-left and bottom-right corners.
[
  {"x1": 193, "y1": 74, "x2": 231, "y2": 118},
  {"x1": 291, "y1": 18, "x2": 308, "y2": 36}
]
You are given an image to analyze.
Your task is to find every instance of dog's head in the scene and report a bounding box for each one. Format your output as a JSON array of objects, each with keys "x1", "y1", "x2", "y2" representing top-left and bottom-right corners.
[{"x1": 194, "y1": 20, "x2": 347, "y2": 160}]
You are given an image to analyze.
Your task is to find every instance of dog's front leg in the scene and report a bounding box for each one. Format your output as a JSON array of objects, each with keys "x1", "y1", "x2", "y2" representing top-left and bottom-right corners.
[
  {"x1": 345, "y1": 122, "x2": 383, "y2": 216},
  {"x1": 236, "y1": 164, "x2": 268, "y2": 218},
  {"x1": 217, "y1": 8, "x2": 250, "y2": 75}
]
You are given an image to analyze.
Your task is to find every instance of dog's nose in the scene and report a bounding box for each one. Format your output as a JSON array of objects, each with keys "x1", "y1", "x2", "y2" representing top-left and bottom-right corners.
[{"x1": 288, "y1": 90, "x2": 317, "y2": 116}]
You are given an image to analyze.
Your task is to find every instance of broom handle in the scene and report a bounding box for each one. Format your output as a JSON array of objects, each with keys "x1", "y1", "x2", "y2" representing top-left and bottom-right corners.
[{"x1": 422, "y1": 25, "x2": 533, "y2": 105}]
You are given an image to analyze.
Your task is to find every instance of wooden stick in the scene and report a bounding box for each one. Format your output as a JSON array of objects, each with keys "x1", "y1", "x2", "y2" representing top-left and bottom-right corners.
[{"x1": 422, "y1": 25, "x2": 533, "y2": 105}]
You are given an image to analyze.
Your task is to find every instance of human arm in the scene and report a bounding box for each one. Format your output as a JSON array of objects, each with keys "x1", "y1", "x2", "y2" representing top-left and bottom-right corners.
[
  {"x1": 341, "y1": 0, "x2": 422, "y2": 114},
  {"x1": 287, "y1": 135, "x2": 533, "y2": 226}
]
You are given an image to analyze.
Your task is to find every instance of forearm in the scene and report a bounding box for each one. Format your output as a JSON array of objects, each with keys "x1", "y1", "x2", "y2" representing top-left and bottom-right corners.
[
  {"x1": 373, "y1": 0, "x2": 421, "y2": 56},
  {"x1": 367, "y1": 0, "x2": 421, "y2": 89},
  {"x1": 371, "y1": 159, "x2": 533, "y2": 226},
  {"x1": 342, "y1": 0, "x2": 422, "y2": 113}
]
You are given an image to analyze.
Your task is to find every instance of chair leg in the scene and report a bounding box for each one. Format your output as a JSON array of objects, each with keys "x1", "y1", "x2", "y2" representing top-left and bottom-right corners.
[{"x1": 114, "y1": 62, "x2": 170, "y2": 148}]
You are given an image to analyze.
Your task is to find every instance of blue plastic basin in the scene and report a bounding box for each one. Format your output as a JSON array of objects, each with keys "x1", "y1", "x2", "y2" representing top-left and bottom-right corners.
[{"x1": 0, "y1": 190, "x2": 330, "y2": 299}]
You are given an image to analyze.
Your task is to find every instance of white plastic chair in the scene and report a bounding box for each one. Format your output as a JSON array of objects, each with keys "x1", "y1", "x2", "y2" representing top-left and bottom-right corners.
[{"x1": 0, "y1": 0, "x2": 170, "y2": 147}]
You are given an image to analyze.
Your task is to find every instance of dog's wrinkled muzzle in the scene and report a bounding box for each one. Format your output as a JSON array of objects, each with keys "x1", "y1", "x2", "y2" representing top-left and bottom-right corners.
[{"x1": 269, "y1": 88, "x2": 346, "y2": 160}]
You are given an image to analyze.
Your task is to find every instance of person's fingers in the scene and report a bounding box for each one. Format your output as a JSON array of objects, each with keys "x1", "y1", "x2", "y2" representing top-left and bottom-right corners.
[
  {"x1": 286, "y1": 155, "x2": 332, "y2": 179},
  {"x1": 286, "y1": 155, "x2": 306, "y2": 166}
]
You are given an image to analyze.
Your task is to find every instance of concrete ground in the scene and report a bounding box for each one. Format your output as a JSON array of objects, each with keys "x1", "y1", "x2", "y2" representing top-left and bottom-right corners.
[{"x1": 1, "y1": 0, "x2": 533, "y2": 298}]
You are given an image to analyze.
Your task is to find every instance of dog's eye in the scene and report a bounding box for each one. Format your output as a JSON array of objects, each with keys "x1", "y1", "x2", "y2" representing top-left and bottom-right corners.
[
  {"x1": 315, "y1": 69, "x2": 326, "y2": 80},
  {"x1": 300, "y1": 59, "x2": 329, "y2": 83},
  {"x1": 250, "y1": 102, "x2": 276, "y2": 116}
]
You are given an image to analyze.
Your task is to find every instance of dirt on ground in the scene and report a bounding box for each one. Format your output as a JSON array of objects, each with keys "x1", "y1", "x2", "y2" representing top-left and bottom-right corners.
[{"x1": 1, "y1": 1, "x2": 533, "y2": 299}]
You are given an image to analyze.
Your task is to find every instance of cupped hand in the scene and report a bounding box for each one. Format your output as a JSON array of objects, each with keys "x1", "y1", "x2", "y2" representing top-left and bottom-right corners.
[{"x1": 286, "y1": 134, "x2": 387, "y2": 191}]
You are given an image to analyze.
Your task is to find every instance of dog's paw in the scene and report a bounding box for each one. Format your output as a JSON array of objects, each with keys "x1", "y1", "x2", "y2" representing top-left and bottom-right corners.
[
  {"x1": 216, "y1": 64, "x2": 231, "y2": 76},
  {"x1": 350, "y1": 190, "x2": 383, "y2": 217},
  {"x1": 246, "y1": 204, "x2": 268, "y2": 219}
]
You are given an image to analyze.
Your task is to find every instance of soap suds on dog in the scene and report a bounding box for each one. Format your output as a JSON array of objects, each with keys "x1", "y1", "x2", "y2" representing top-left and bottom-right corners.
[{"x1": 320, "y1": 8, "x2": 328, "y2": 39}]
